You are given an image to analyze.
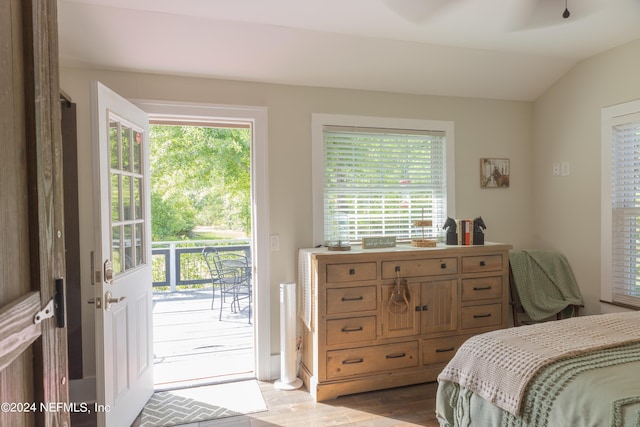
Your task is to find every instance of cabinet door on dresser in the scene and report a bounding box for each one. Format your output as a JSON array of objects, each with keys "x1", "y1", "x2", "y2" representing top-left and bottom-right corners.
[
  {"x1": 380, "y1": 279, "x2": 458, "y2": 337},
  {"x1": 380, "y1": 282, "x2": 420, "y2": 338},
  {"x1": 420, "y1": 279, "x2": 458, "y2": 334}
]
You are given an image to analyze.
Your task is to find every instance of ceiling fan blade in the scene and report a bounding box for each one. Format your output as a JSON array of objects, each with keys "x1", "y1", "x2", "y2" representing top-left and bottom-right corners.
[{"x1": 383, "y1": 0, "x2": 466, "y2": 23}]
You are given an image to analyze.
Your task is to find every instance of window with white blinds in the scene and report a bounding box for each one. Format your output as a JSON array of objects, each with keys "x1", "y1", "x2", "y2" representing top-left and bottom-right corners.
[
  {"x1": 312, "y1": 115, "x2": 454, "y2": 246},
  {"x1": 610, "y1": 113, "x2": 640, "y2": 307},
  {"x1": 602, "y1": 101, "x2": 640, "y2": 309}
]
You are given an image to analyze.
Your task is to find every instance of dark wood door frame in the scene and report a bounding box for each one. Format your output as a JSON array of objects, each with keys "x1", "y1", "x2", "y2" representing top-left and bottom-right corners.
[{"x1": 61, "y1": 97, "x2": 83, "y2": 380}]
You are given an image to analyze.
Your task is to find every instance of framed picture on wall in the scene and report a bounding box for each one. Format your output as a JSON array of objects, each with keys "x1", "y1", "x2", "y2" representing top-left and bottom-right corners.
[{"x1": 480, "y1": 158, "x2": 510, "y2": 188}]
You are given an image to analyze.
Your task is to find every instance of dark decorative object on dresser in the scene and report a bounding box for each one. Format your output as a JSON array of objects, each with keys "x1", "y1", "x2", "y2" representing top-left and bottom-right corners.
[
  {"x1": 443, "y1": 216, "x2": 486, "y2": 245},
  {"x1": 473, "y1": 216, "x2": 486, "y2": 245},
  {"x1": 443, "y1": 217, "x2": 457, "y2": 245}
]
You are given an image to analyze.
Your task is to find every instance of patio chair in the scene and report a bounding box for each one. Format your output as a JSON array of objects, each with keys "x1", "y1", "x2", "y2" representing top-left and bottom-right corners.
[{"x1": 202, "y1": 247, "x2": 252, "y2": 323}]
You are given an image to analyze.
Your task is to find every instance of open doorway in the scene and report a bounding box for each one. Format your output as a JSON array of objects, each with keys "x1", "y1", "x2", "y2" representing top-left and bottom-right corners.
[
  {"x1": 149, "y1": 122, "x2": 255, "y2": 390},
  {"x1": 133, "y1": 99, "x2": 270, "y2": 388}
]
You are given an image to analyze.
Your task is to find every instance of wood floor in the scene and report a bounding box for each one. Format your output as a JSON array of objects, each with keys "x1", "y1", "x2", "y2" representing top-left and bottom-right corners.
[
  {"x1": 72, "y1": 379, "x2": 441, "y2": 426},
  {"x1": 176, "y1": 380, "x2": 442, "y2": 427}
]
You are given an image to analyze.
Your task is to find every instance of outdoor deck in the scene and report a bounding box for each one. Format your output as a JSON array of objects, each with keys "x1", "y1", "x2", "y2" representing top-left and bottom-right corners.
[{"x1": 152, "y1": 287, "x2": 254, "y2": 390}]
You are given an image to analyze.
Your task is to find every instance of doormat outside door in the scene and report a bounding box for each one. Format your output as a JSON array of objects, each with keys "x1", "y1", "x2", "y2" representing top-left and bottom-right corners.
[{"x1": 139, "y1": 380, "x2": 267, "y2": 426}]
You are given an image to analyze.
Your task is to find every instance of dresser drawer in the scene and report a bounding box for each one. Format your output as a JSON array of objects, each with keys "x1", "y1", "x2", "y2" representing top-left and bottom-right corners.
[
  {"x1": 461, "y1": 303, "x2": 502, "y2": 329},
  {"x1": 461, "y1": 276, "x2": 503, "y2": 302},
  {"x1": 461, "y1": 255, "x2": 503, "y2": 273},
  {"x1": 326, "y1": 341, "x2": 419, "y2": 379},
  {"x1": 326, "y1": 316, "x2": 377, "y2": 345},
  {"x1": 326, "y1": 262, "x2": 377, "y2": 283},
  {"x1": 381, "y1": 258, "x2": 457, "y2": 279},
  {"x1": 326, "y1": 286, "x2": 377, "y2": 314},
  {"x1": 422, "y1": 335, "x2": 468, "y2": 365}
]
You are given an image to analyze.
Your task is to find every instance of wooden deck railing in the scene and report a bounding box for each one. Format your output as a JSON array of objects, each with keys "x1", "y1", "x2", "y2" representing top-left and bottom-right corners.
[{"x1": 151, "y1": 240, "x2": 251, "y2": 291}]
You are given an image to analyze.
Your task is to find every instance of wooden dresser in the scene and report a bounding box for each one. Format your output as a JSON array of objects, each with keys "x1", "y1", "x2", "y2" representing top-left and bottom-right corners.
[{"x1": 298, "y1": 243, "x2": 512, "y2": 401}]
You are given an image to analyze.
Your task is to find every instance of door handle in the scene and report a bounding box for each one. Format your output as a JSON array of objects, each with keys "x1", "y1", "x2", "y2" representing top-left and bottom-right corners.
[{"x1": 104, "y1": 291, "x2": 126, "y2": 311}]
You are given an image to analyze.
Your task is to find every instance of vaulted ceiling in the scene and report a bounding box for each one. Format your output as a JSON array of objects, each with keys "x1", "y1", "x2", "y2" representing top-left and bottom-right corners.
[{"x1": 57, "y1": 0, "x2": 640, "y2": 101}]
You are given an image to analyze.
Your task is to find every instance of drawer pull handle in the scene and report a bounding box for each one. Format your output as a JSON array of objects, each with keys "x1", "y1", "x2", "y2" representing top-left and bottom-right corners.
[
  {"x1": 441, "y1": 263, "x2": 447, "y2": 269},
  {"x1": 349, "y1": 268, "x2": 356, "y2": 275},
  {"x1": 474, "y1": 313, "x2": 492, "y2": 318},
  {"x1": 341, "y1": 326, "x2": 364, "y2": 333},
  {"x1": 341, "y1": 296, "x2": 364, "y2": 302},
  {"x1": 435, "y1": 347, "x2": 455, "y2": 353},
  {"x1": 386, "y1": 352, "x2": 406, "y2": 359},
  {"x1": 473, "y1": 286, "x2": 492, "y2": 291},
  {"x1": 480, "y1": 261, "x2": 486, "y2": 266},
  {"x1": 343, "y1": 358, "x2": 364, "y2": 365},
  {"x1": 415, "y1": 305, "x2": 429, "y2": 312}
]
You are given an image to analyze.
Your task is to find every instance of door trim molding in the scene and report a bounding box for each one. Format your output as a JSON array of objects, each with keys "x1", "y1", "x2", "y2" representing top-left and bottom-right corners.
[{"x1": 132, "y1": 99, "x2": 271, "y2": 380}]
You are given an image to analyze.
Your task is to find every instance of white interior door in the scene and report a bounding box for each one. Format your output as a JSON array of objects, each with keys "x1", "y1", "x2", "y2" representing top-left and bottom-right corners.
[{"x1": 91, "y1": 81, "x2": 153, "y2": 426}]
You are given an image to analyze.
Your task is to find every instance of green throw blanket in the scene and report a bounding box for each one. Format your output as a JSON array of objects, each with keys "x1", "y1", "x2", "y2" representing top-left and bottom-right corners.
[{"x1": 509, "y1": 250, "x2": 583, "y2": 321}]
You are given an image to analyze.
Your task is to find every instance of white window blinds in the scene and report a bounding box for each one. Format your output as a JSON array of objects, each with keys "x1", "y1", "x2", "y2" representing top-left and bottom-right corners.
[
  {"x1": 322, "y1": 125, "x2": 448, "y2": 244},
  {"x1": 611, "y1": 113, "x2": 640, "y2": 307}
]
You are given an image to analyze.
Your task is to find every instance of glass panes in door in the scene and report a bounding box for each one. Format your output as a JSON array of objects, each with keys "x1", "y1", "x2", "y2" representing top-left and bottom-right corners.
[{"x1": 109, "y1": 117, "x2": 146, "y2": 275}]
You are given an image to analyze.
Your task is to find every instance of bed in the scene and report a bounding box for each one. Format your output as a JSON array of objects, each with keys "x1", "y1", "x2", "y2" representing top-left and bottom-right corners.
[{"x1": 435, "y1": 311, "x2": 640, "y2": 427}]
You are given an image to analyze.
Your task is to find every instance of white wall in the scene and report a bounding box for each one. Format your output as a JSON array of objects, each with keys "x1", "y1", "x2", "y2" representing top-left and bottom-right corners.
[
  {"x1": 60, "y1": 67, "x2": 534, "y2": 379},
  {"x1": 532, "y1": 39, "x2": 640, "y2": 315}
]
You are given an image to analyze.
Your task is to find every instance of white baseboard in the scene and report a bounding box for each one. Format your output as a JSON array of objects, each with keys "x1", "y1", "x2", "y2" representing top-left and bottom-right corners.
[
  {"x1": 269, "y1": 354, "x2": 280, "y2": 381},
  {"x1": 69, "y1": 376, "x2": 96, "y2": 403}
]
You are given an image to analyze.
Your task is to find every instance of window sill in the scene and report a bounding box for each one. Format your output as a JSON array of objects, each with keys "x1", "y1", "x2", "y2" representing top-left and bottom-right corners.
[{"x1": 600, "y1": 299, "x2": 640, "y2": 311}]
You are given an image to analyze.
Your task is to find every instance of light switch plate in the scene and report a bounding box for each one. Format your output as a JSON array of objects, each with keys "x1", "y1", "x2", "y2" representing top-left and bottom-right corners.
[{"x1": 270, "y1": 234, "x2": 280, "y2": 251}]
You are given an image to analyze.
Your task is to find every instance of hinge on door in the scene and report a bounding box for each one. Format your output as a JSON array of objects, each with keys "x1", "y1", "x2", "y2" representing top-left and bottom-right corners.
[{"x1": 34, "y1": 278, "x2": 66, "y2": 328}]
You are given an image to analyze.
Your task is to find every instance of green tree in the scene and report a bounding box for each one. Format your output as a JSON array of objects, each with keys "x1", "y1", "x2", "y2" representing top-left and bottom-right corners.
[
  {"x1": 151, "y1": 193, "x2": 197, "y2": 240},
  {"x1": 149, "y1": 125, "x2": 251, "y2": 240}
]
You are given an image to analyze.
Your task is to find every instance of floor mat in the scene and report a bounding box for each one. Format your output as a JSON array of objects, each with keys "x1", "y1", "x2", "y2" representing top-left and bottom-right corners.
[{"x1": 139, "y1": 380, "x2": 267, "y2": 426}]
